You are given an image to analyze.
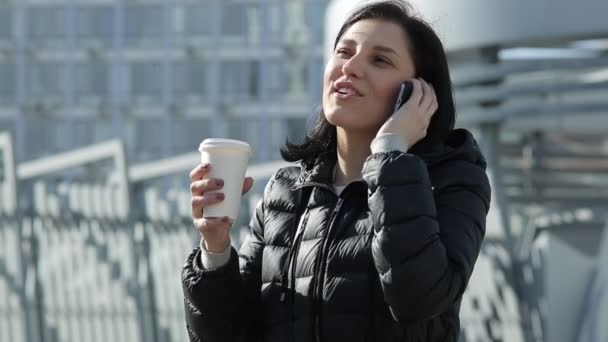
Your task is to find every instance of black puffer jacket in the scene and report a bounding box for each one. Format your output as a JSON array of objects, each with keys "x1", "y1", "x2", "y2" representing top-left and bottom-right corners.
[{"x1": 182, "y1": 129, "x2": 491, "y2": 342}]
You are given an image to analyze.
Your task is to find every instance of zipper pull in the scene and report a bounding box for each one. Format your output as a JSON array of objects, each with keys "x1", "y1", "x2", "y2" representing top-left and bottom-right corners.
[
  {"x1": 334, "y1": 198, "x2": 344, "y2": 214},
  {"x1": 280, "y1": 276, "x2": 288, "y2": 303},
  {"x1": 280, "y1": 273, "x2": 289, "y2": 303},
  {"x1": 280, "y1": 287, "x2": 291, "y2": 303}
]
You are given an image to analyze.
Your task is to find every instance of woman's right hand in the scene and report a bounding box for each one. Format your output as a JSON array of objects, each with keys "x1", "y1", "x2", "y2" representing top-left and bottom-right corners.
[
  {"x1": 376, "y1": 78, "x2": 438, "y2": 148},
  {"x1": 190, "y1": 163, "x2": 254, "y2": 253}
]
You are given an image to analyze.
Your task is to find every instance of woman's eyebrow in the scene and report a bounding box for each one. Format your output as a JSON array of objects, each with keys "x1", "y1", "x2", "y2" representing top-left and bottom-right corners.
[
  {"x1": 338, "y1": 38, "x2": 400, "y2": 56},
  {"x1": 373, "y1": 45, "x2": 399, "y2": 56}
]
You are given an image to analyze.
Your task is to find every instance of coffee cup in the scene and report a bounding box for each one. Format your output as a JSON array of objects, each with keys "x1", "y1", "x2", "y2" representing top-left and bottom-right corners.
[{"x1": 198, "y1": 138, "x2": 251, "y2": 221}]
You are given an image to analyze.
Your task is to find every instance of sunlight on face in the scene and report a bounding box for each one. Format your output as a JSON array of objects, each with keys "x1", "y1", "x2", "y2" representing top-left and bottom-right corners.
[{"x1": 322, "y1": 19, "x2": 416, "y2": 134}]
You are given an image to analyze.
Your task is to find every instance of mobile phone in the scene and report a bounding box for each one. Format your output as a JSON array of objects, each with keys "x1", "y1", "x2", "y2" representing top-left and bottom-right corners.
[{"x1": 391, "y1": 81, "x2": 413, "y2": 115}]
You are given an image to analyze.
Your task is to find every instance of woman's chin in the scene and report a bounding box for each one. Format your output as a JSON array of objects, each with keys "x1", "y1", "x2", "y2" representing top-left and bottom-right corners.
[
  {"x1": 325, "y1": 112, "x2": 354, "y2": 128},
  {"x1": 325, "y1": 110, "x2": 382, "y2": 131},
  {"x1": 328, "y1": 120, "x2": 378, "y2": 133}
]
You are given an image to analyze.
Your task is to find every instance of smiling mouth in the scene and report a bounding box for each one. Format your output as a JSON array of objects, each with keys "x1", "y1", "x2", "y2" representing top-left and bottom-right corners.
[{"x1": 334, "y1": 88, "x2": 362, "y2": 98}]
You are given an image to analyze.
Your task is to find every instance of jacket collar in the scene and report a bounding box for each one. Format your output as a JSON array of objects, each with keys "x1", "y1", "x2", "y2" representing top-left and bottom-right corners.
[
  {"x1": 293, "y1": 151, "x2": 337, "y2": 190},
  {"x1": 291, "y1": 128, "x2": 486, "y2": 190}
]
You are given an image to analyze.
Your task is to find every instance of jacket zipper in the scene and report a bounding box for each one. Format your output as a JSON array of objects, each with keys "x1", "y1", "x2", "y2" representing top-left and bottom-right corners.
[
  {"x1": 280, "y1": 209, "x2": 309, "y2": 302},
  {"x1": 312, "y1": 196, "x2": 344, "y2": 342}
]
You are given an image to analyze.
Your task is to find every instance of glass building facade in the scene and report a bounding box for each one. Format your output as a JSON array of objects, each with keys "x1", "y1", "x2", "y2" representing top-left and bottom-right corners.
[
  {"x1": 0, "y1": 0, "x2": 329, "y2": 163},
  {"x1": 0, "y1": 3, "x2": 329, "y2": 339}
]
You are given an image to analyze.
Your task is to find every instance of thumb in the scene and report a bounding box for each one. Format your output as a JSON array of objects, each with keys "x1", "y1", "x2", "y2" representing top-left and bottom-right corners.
[{"x1": 241, "y1": 177, "x2": 254, "y2": 195}]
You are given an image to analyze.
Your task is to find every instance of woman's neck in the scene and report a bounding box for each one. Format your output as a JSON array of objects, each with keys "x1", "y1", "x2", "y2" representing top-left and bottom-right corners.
[{"x1": 334, "y1": 127, "x2": 375, "y2": 187}]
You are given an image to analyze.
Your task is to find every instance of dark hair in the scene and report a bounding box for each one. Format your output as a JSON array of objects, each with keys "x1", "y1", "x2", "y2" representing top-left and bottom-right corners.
[{"x1": 280, "y1": 0, "x2": 456, "y2": 165}]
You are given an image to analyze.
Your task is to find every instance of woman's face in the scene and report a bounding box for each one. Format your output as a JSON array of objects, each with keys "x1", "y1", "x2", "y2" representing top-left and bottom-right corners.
[{"x1": 323, "y1": 19, "x2": 416, "y2": 133}]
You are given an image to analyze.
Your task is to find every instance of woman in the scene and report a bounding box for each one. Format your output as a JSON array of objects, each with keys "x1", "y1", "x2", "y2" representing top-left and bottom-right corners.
[{"x1": 183, "y1": 1, "x2": 491, "y2": 341}]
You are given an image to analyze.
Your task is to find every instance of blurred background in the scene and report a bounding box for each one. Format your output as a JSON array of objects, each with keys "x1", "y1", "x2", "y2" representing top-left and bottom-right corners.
[{"x1": 0, "y1": 0, "x2": 607, "y2": 341}]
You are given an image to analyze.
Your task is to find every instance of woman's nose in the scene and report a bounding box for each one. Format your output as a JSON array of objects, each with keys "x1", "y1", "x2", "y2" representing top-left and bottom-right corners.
[{"x1": 341, "y1": 54, "x2": 364, "y2": 78}]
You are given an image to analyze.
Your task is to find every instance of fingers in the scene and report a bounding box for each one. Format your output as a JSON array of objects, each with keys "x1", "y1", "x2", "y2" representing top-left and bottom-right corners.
[
  {"x1": 190, "y1": 178, "x2": 224, "y2": 195},
  {"x1": 192, "y1": 177, "x2": 253, "y2": 197},
  {"x1": 427, "y1": 84, "x2": 438, "y2": 116},
  {"x1": 409, "y1": 78, "x2": 437, "y2": 140},
  {"x1": 242, "y1": 177, "x2": 254, "y2": 195},
  {"x1": 419, "y1": 79, "x2": 433, "y2": 110},
  {"x1": 414, "y1": 78, "x2": 438, "y2": 118},
  {"x1": 190, "y1": 163, "x2": 225, "y2": 219},
  {"x1": 190, "y1": 178, "x2": 224, "y2": 219},
  {"x1": 380, "y1": 77, "x2": 438, "y2": 146},
  {"x1": 190, "y1": 173, "x2": 253, "y2": 220},
  {"x1": 190, "y1": 163, "x2": 210, "y2": 182},
  {"x1": 191, "y1": 192, "x2": 225, "y2": 219},
  {"x1": 408, "y1": 78, "x2": 423, "y2": 106}
]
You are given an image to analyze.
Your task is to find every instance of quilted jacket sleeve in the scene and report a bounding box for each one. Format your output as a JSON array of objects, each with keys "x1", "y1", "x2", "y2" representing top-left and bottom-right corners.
[
  {"x1": 181, "y1": 176, "x2": 274, "y2": 342},
  {"x1": 362, "y1": 149, "x2": 491, "y2": 325}
]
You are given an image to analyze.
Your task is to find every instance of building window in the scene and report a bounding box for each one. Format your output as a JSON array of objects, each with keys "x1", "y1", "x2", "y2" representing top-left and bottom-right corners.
[
  {"x1": 308, "y1": 57, "x2": 324, "y2": 102},
  {"x1": 135, "y1": 118, "x2": 164, "y2": 161},
  {"x1": 173, "y1": 62, "x2": 206, "y2": 100},
  {"x1": 24, "y1": 117, "x2": 59, "y2": 158},
  {"x1": 219, "y1": 61, "x2": 259, "y2": 103},
  {"x1": 184, "y1": 4, "x2": 213, "y2": 36},
  {"x1": 0, "y1": 8, "x2": 12, "y2": 41},
  {"x1": 28, "y1": 7, "x2": 66, "y2": 45},
  {"x1": 0, "y1": 148, "x2": 4, "y2": 181},
  {"x1": 0, "y1": 64, "x2": 15, "y2": 104},
  {"x1": 221, "y1": 3, "x2": 248, "y2": 38},
  {"x1": 305, "y1": 2, "x2": 328, "y2": 44},
  {"x1": 265, "y1": 61, "x2": 286, "y2": 100},
  {"x1": 124, "y1": 5, "x2": 163, "y2": 44},
  {"x1": 75, "y1": 6, "x2": 114, "y2": 46},
  {"x1": 27, "y1": 63, "x2": 66, "y2": 98},
  {"x1": 171, "y1": 118, "x2": 210, "y2": 155},
  {"x1": 75, "y1": 63, "x2": 111, "y2": 101},
  {"x1": 129, "y1": 62, "x2": 162, "y2": 98},
  {"x1": 286, "y1": 117, "x2": 308, "y2": 145},
  {"x1": 266, "y1": 3, "x2": 284, "y2": 46},
  {"x1": 73, "y1": 120, "x2": 91, "y2": 147}
]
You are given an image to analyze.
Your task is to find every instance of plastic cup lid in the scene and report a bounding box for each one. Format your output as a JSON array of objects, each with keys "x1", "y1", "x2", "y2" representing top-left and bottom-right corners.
[{"x1": 199, "y1": 138, "x2": 251, "y2": 154}]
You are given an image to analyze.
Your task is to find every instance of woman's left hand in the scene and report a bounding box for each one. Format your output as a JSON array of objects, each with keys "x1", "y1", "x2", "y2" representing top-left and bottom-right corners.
[{"x1": 376, "y1": 78, "x2": 438, "y2": 148}]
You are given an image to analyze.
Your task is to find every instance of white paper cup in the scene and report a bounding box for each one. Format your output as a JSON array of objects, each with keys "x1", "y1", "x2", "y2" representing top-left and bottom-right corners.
[{"x1": 199, "y1": 138, "x2": 251, "y2": 220}]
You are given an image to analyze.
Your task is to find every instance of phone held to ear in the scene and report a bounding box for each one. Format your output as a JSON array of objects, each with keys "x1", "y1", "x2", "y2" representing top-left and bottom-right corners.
[{"x1": 391, "y1": 81, "x2": 413, "y2": 116}]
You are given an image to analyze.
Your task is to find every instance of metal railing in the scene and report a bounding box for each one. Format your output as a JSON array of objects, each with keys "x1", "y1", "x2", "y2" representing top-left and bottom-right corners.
[
  {"x1": 1, "y1": 131, "x2": 608, "y2": 341},
  {"x1": 0, "y1": 214, "x2": 194, "y2": 342}
]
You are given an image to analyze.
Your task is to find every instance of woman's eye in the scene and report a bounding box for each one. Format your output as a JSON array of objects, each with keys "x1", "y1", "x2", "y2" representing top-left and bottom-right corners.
[
  {"x1": 336, "y1": 49, "x2": 351, "y2": 56},
  {"x1": 373, "y1": 56, "x2": 389, "y2": 65}
]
